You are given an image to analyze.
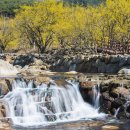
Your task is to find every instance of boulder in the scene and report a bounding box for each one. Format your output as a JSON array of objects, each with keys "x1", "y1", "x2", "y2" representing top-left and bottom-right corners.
[
  {"x1": 102, "y1": 125, "x2": 119, "y2": 130},
  {"x1": 0, "y1": 59, "x2": 18, "y2": 76},
  {"x1": 0, "y1": 104, "x2": 6, "y2": 118},
  {"x1": 118, "y1": 56, "x2": 127, "y2": 67},
  {"x1": 110, "y1": 56, "x2": 120, "y2": 63},
  {"x1": 0, "y1": 80, "x2": 9, "y2": 96},
  {"x1": 79, "y1": 81, "x2": 97, "y2": 90},
  {"x1": 13, "y1": 54, "x2": 34, "y2": 67},
  {"x1": 118, "y1": 67, "x2": 130, "y2": 75},
  {"x1": 97, "y1": 62, "x2": 106, "y2": 73},
  {"x1": 110, "y1": 87, "x2": 129, "y2": 98},
  {"x1": 112, "y1": 98, "x2": 125, "y2": 109},
  {"x1": 127, "y1": 56, "x2": 130, "y2": 65},
  {"x1": 106, "y1": 64, "x2": 119, "y2": 73},
  {"x1": 33, "y1": 58, "x2": 43, "y2": 66}
]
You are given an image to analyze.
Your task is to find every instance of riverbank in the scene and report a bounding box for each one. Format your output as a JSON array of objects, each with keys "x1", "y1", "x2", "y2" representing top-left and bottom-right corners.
[
  {"x1": 1, "y1": 52, "x2": 130, "y2": 129},
  {"x1": 1, "y1": 50, "x2": 130, "y2": 75}
]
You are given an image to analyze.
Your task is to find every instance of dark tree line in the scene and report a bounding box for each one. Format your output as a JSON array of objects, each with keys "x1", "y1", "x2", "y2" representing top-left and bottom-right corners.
[
  {"x1": 63, "y1": 0, "x2": 105, "y2": 6},
  {"x1": 0, "y1": 0, "x2": 35, "y2": 16},
  {"x1": 0, "y1": 0, "x2": 105, "y2": 16}
]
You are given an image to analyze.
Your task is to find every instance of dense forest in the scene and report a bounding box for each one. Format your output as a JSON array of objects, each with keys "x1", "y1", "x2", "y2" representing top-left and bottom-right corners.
[
  {"x1": 0, "y1": 0, "x2": 130, "y2": 53},
  {"x1": 64, "y1": 0, "x2": 105, "y2": 5},
  {"x1": 0, "y1": 0, "x2": 35, "y2": 16},
  {"x1": 0, "y1": 0, "x2": 105, "y2": 16}
]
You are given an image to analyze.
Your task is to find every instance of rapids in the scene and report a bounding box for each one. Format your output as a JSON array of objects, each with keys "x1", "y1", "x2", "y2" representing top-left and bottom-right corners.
[{"x1": 2, "y1": 78, "x2": 105, "y2": 127}]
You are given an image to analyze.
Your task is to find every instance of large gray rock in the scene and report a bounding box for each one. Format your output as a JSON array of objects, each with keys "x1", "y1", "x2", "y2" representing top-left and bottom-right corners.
[
  {"x1": 13, "y1": 54, "x2": 34, "y2": 67},
  {"x1": 97, "y1": 61, "x2": 107, "y2": 73},
  {"x1": 118, "y1": 66, "x2": 130, "y2": 75},
  {"x1": 110, "y1": 56, "x2": 120, "y2": 63},
  {"x1": 119, "y1": 56, "x2": 127, "y2": 67},
  {"x1": 106, "y1": 64, "x2": 119, "y2": 73},
  {"x1": 127, "y1": 56, "x2": 130, "y2": 65}
]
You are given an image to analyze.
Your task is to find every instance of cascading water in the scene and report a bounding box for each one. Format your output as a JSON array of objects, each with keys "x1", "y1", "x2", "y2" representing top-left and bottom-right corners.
[
  {"x1": 92, "y1": 85, "x2": 100, "y2": 109},
  {"x1": 2, "y1": 78, "x2": 105, "y2": 127}
]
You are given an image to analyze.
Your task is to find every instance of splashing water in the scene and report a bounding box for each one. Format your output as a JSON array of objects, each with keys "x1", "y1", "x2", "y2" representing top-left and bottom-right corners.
[
  {"x1": 92, "y1": 85, "x2": 100, "y2": 109},
  {"x1": 114, "y1": 107, "x2": 120, "y2": 118},
  {"x1": 2, "y1": 79, "x2": 105, "y2": 127},
  {"x1": 0, "y1": 59, "x2": 18, "y2": 77}
]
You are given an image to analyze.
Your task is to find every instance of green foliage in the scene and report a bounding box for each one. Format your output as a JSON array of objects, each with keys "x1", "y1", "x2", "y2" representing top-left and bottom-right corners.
[
  {"x1": 0, "y1": 0, "x2": 35, "y2": 16},
  {"x1": 0, "y1": 0, "x2": 129, "y2": 53}
]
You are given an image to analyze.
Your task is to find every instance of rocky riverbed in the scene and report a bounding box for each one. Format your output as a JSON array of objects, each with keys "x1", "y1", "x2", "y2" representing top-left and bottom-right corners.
[
  {"x1": 0, "y1": 74, "x2": 130, "y2": 119},
  {"x1": 1, "y1": 51, "x2": 130, "y2": 129},
  {"x1": 1, "y1": 50, "x2": 130, "y2": 75}
]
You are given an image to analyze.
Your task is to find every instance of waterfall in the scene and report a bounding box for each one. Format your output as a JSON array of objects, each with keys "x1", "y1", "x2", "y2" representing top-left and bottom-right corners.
[
  {"x1": 2, "y1": 79, "x2": 105, "y2": 127},
  {"x1": 92, "y1": 85, "x2": 100, "y2": 109},
  {"x1": 114, "y1": 108, "x2": 120, "y2": 118}
]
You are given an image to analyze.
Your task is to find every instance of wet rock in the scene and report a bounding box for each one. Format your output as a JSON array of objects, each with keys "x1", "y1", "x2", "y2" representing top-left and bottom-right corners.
[
  {"x1": 0, "y1": 81, "x2": 9, "y2": 96},
  {"x1": 96, "y1": 60, "x2": 106, "y2": 73},
  {"x1": 13, "y1": 54, "x2": 34, "y2": 67},
  {"x1": 33, "y1": 58, "x2": 43, "y2": 66},
  {"x1": 101, "y1": 92, "x2": 114, "y2": 102},
  {"x1": 99, "y1": 99, "x2": 112, "y2": 114},
  {"x1": 100, "y1": 82, "x2": 110, "y2": 92},
  {"x1": 116, "y1": 106, "x2": 127, "y2": 119},
  {"x1": 112, "y1": 98, "x2": 125, "y2": 109},
  {"x1": 127, "y1": 56, "x2": 130, "y2": 65},
  {"x1": 110, "y1": 56, "x2": 120, "y2": 63},
  {"x1": 79, "y1": 81, "x2": 97, "y2": 90},
  {"x1": 110, "y1": 87, "x2": 129, "y2": 98},
  {"x1": 126, "y1": 103, "x2": 130, "y2": 113},
  {"x1": 55, "y1": 79, "x2": 72, "y2": 88},
  {"x1": 33, "y1": 77, "x2": 51, "y2": 85},
  {"x1": 118, "y1": 67, "x2": 130, "y2": 75},
  {"x1": 106, "y1": 64, "x2": 119, "y2": 73},
  {"x1": 0, "y1": 104, "x2": 6, "y2": 118},
  {"x1": 119, "y1": 56, "x2": 127, "y2": 67},
  {"x1": 102, "y1": 125, "x2": 119, "y2": 130}
]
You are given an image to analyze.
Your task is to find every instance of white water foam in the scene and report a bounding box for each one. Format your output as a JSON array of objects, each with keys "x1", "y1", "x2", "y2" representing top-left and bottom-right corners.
[{"x1": 2, "y1": 79, "x2": 106, "y2": 127}]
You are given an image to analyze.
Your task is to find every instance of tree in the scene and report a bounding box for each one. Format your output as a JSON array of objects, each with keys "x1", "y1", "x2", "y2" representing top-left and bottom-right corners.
[
  {"x1": 15, "y1": 0, "x2": 66, "y2": 53},
  {"x1": 0, "y1": 0, "x2": 35, "y2": 16},
  {"x1": 0, "y1": 17, "x2": 14, "y2": 52}
]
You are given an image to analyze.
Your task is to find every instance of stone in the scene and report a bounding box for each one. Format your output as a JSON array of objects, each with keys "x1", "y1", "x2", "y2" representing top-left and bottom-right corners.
[
  {"x1": 110, "y1": 87, "x2": 129, "y2": 98},
  {"x1": 33, "y1": 58, "x2": 43, "y2": 66},
  {"x1": 97, "y1": 62, "x2": 106, "y2": 73},
  {"x1": 106, "y1": 64, "x2": 119, "y2": 73},
  {"x1": 112, "y1": 98, "x2": 125, "y2": 108},
  {"x1": 127, "y1": 56, "x2": 130, "y2": 65},
  {"x1": 55, "y1": 79, "x2": 71, "y2": 88},
  {"x1": 102, "y1": 125, "x2": 119, "y2": 130},
  {"x1": 13, "y1": 54, "x2": 34, "y2": 67},
  {"x1": 99, "y1": 99, "x2": 112, "y2": 113},
  {"x1": 110, "y1": 56, "x2": 120, "y2": 63},
  {"x1": 116, "y1": 106, "x2": 127, "y2": 119},
  {"x1": 126, "y1": 103, "x2": 130, "y2": 113},
  {"x1": 33, "y1": 77, "x2": 51, "y2": 85},
  {"x1": 0, "y1": 59, "x2": 18, "y2": 76},
  {"x1": 118, "y1": 56, "x2": 127, "y2": 67},
  {"x1": 118, "y1": 66, "x2": 130, "y2": 75},
  {"x1": 79, "y1": 81, "x2": 97, "y2": 90},
  {"x1": 0, "y1": 104, "x2": 6, "y2": 118},
  {"x1": 0, "y1": 80, "x2": 9, "y2": 96}
]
